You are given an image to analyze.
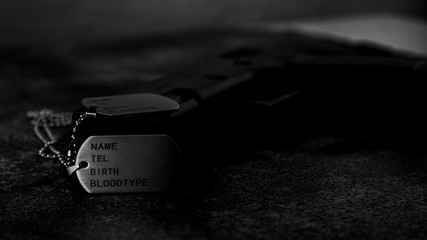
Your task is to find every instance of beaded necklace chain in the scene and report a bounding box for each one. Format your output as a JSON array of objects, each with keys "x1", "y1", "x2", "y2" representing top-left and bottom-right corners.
[{"x1": 26, "y1": 109, "x2": 92, "y2": 168}]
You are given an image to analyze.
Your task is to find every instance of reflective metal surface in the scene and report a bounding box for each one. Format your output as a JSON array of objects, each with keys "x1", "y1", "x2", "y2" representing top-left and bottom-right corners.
[
  {"x1": 76, "y1": 135, "x2": 180, "y2": 193},
  {"x1": 82, "y1": 93, "x2": 180, "y2": 116}
]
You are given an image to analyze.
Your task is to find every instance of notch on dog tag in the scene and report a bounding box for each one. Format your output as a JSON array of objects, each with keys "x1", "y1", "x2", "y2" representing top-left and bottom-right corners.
[
  {"x1": 82, "y1": 93, "x2": 180, "y2": 116},
  {"x1": 75, "y1": 135, "x2": 180, "y2": 193}
]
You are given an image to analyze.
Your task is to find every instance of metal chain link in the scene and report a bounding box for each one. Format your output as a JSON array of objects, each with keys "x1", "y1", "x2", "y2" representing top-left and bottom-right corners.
[{"x1": 27, "y1": 109, "x2": 86, "y2": 167}]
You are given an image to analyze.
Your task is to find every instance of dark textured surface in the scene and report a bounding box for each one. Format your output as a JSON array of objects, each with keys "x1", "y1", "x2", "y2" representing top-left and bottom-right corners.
[
  {"x1": 1, "y1": 0, "x2": 426, "y2": 48},
  {"x1": 1, "y1": 30, "x2": 427, "y2": 240}
]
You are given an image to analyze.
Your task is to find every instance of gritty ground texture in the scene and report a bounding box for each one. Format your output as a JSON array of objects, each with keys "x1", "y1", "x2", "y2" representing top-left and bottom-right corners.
[{"x1": 1, "y1": 31, "x2": 427, "y2": 240}]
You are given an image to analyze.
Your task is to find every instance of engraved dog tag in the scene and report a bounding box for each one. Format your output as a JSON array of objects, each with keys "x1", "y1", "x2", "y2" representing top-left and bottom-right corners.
[
  {"x1": 75, "y1": 135, "x2": 180, "y2": 193},
  {"x1": 82, "y1": 93, "x2": 180, "y2": 116}
]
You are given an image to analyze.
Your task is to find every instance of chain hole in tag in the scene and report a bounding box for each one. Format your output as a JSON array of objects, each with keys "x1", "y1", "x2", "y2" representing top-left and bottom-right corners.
[
  {"x1": 75, "y1": 135, "x2": 180, "y2": 193},
  {"x1": 79, "y1": 161, "x2": 89, "y2": 169}
]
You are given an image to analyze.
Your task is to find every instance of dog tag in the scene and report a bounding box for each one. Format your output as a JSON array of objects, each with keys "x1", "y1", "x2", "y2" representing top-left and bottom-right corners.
[
  {"x1": 81, "y1": 93, "x2": 180, "y2": 116},
  {"x1": 75, "y1": 135, "x2": 180, "y2": 193}
]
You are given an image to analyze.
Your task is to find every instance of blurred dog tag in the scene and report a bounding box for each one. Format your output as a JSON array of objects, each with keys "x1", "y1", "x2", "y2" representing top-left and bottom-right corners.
[
  {"x1": 82, "y1": 93, "x2": 180, "y2": 116},
  {"x1": 75, "y1": 135, "x2": 180, "y2": 193}
]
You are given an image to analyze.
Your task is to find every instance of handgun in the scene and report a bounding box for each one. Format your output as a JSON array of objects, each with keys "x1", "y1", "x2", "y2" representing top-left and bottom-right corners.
[{"x1": 65, "y1": 32, "x2": 427, "y2": 193}]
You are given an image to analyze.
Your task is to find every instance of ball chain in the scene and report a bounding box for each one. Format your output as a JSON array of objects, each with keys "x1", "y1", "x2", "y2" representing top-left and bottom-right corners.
[{"x1": 27, "y1": 109, "x2": 88, "y2": 167}]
